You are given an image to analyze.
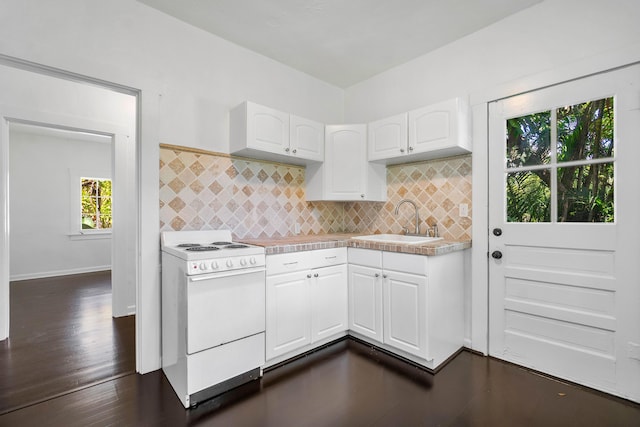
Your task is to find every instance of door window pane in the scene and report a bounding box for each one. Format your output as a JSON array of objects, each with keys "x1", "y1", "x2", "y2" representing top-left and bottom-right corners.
[
  {"x1": 505, "y1": 96, "x2": 614, "y2": 223},
  {"x1": 506, "y1": 111, "x2": 551, "y2": 168},
  {"x1": 506, "y1": 170, "x2": 551, "y2": 222},
  {"x1": 557, "y1": 97, "x2": 614, "y2": 162},
  {"x1": 557, "y1": 162, "x2": 614, "y2": 222}
]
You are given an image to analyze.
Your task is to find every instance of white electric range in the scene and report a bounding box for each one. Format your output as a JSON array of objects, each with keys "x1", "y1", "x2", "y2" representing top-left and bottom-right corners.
[{"x1": 160, "y1": 230, "x2": 266, "y2": 408}]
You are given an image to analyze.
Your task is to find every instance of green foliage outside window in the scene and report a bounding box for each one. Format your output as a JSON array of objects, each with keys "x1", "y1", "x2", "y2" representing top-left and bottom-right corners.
[
  {"x1": 81, "y1": 178, "x2": 112, "y2": 229},
  {"x1": 505, "y1": 97, "x2": 614, "y2": 223}
]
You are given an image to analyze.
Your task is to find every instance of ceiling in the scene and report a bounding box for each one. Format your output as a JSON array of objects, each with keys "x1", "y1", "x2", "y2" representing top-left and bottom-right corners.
[{"x1": 138, "y1": 0, "x2": 542, "y2": 88}]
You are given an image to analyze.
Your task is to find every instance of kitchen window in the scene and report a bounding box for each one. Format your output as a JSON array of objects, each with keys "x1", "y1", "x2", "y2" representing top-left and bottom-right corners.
[{"x1": 505, "y1": 96, "x2": 614, "y2": 223}]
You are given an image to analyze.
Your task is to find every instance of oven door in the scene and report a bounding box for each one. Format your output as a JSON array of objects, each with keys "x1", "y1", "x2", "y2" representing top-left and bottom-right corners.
[{"x1": 186, "y1": 267, "x2": 265, "y2": 355}]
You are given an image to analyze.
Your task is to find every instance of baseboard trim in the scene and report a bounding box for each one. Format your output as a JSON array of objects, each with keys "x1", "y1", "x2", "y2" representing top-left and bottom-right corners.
[{"x1": 10, "y1": 266, "x2": 111, "y2": 282}]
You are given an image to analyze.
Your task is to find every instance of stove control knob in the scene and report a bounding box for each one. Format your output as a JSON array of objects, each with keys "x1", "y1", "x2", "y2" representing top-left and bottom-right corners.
[
  {"x1": 211, "y1": 261, "x2": 219, "y2": 270},
  {"x1": 249, "y1": 257, "x2": 256, "y2": 265},
  {"x1": 240, "y1": 258, "x2": 247, "y2": 266},
  {"x1": 226, "y1": 259, "x2": 234, "y2": 268},
  {"x1": 199, "y1": 262, "x2": 208, "y2": 271}
]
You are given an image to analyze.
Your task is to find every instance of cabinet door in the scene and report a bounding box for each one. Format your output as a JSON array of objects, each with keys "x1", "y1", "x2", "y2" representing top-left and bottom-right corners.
[
  {"x1": 266, "y1": 271, "x2": 311, "y2": 360},
  {"x1": 383, "y1": 270, "x2": 429, "y2": 359},
  {"x1": 348, "y1": 264, "x2": 383, "y2": 342},
  {"x1": 368, "y1": 113, "x2": 408, "y2": 161},
  {"x1": 311, "y1": 264, "x2": 348, "y2": 342},
  {"x1": 247, "y1": 102, "x2": 290, "y2": 155},
  {"x1": 290, "y1": 114, "x2": 324, "y2": 162},
  {"x1": 324, "y1": 124, "x2": 367, "y2": 200},
  {"x1": 408, "y1": 98, "x2": 457, "y2": 154}
]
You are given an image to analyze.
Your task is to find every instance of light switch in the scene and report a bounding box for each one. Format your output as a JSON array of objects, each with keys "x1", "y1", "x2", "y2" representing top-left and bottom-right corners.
[{"x1": 459, "y1": 203, "x2": 469, "y2": 218}]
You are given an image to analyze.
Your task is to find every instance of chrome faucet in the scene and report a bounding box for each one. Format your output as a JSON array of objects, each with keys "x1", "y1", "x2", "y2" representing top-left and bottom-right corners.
[{"x1": 394, "y1": 199, "x2": 420, "y2": 234}]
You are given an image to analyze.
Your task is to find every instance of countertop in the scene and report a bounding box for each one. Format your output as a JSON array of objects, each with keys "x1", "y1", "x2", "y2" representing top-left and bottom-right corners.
[{"x1": 238, "y1": 233, "x2": 471, "y2": 256}]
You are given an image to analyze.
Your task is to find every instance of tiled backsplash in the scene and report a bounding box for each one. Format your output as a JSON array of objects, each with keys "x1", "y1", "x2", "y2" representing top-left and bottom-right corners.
[
  {"x1": 159, "y1": 145, "x2": 471, "y2": 241},
  {"x1": 344, "y1": 156, "x2": 472, "y2": 241}
]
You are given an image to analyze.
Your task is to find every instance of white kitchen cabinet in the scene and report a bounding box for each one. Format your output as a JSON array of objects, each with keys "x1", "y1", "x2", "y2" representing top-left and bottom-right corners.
[
  {"x1": 348, "y1": 264, "x2": 384, "y2": 343},
  {"x1": 368, "y1": 113, "x2": 408, "y2": 161},
  {"x1": 306, "y1": 124, "x2": 386, "y2": 201},
  {"x1": 383, "y1": 270, "x2": 428, "y2": 359},
  {"x1": 407, "y1": 97, "x2": 471, "y2": 161},
  {"x1": 367, "y1": 97, "x2": 472, "y2": 165},
  {"x1": 266, "y1": 248, "x2": 348, "y2": 363},
  {"x1": 347, "y1": 248, "x2": 464, "y2": 369},
  {"x1": 230, "y1": 101, "x2": 324, "y2": 165},
  {"x1": 266, "y1": 270, "x2": 311, "y2": 360},
  {"x1": 290, "y1": 114, "x2": 324, "y2": 162},
  {"x1": 311, "y1": 264, "x2": 348, "y2": 342}
]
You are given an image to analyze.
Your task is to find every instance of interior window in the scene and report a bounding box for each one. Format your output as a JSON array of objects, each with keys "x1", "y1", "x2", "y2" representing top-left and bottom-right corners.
[{"x1": 81, "y1": 177, "x2": 112, "y2": 230}]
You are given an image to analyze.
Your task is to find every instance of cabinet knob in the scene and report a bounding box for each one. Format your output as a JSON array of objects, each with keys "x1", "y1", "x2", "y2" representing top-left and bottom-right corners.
[
  {"x1": 292, "y1": 149, "x2": 297, "y2": 154},
  {"x1": 383, "y1": 274, "x2": 388, "y2": 279},
  {"x1": 285, "y1": 147, "x2": 290, "y2": 153},
  {"x1": 314, "y1": 273, "x2": 319, "y2": 278},
  {"x1": 400, "y1": 148, "x2": 405, "y2": 153},
  {"x1": 491, "y1": 251, "x2": 503, "y2": 260},
  {"x1": 306, "y1": 274, "x2": 312, "y2": 278},
  {"x1": 374, "y1": 273, "x2": 380, "y2": 278},
  {"x1": 408, "y1": 146, "x2": 414, "y2": 152},
  {"x1": 360, "y1": 194, "x2": 365, "y2": 199}
]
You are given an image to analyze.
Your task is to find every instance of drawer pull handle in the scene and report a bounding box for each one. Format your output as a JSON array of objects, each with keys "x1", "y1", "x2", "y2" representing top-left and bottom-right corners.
[{"x1": 283, "y1": 262, "x2": 298, "y2": 266}]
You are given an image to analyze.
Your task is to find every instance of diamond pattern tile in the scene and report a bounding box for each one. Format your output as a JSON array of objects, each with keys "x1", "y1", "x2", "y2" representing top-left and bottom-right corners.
[{"x1": 159, "y1": 147, "x2": 472, "y2": 241}]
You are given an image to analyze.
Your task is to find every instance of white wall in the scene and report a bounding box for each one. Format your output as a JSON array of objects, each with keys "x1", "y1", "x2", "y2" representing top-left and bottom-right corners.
[
  {"x1": 344, "y1": 0, "x2": 640, "y2": 122},
  {"x1": 9, "y1": 127, "x2": 112, "y2": 280},
  {"x1": 0, "y1": 0, "x2": 345, "y2": 373},
  {"x1": 343, "y1": 0, "x2": 640, "y2": 353}
]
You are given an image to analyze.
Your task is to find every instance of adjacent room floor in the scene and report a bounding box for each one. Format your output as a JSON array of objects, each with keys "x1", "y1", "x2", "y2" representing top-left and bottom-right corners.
[
  {"x1": 0, "y1": 271, "x2": 135, "y2": 415},
  {"x1": 1, "y1": 338, "x2": 639, "y2": 426}
]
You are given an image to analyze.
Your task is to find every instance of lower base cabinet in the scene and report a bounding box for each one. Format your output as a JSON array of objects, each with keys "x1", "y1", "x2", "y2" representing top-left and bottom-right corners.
[
  {"x1": 266, "y1": 246, "x2": 465, "y2": 371},
  {"x1": 266, "y1": 249, "x2": 348, "y2": 361},
  {"x1": 348, "y1": 248, "x2": 464, "y2": 369}
]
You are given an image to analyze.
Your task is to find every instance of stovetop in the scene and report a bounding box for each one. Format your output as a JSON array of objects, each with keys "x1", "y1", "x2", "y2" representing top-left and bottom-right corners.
[{"x1": 161, "y1": 230, "x2": 265, "y2": 262}]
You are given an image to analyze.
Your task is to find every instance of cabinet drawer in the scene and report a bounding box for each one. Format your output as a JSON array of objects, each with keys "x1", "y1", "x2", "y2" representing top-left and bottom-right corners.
[
  {"x1": 267, "y1": 252, "x2": 311, "y2": 275},
  {"x1": 383, "y1": 251, "x2": 428, "y2": 276},
  {"x1": 348, "y1": 248, "x2": 382, "y2": 268},
  {"x1": 310, "y1": 248, "x2": 347, "y2": 268}
]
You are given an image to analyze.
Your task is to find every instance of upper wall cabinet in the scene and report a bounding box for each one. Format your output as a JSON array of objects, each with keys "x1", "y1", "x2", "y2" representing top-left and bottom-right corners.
[
  {"x1": 306, "y1": 124, "x2": 386, "y2": 202},
  {"x1": 230, "y1": 101, "x2": 324, "y2": 166},
  {"x1": 368, "y1": 113, "x2": 408, "y2": 161},
  {"x1": 368, "y1": 97, "x2": 472, "y2": 165},
  {"x1": 290, "y1": 114, "x2": 324, "y2": 162}
]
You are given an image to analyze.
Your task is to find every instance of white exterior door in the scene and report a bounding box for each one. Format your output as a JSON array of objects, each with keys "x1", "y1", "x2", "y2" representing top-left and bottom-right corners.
[{"x1": 488, "y1": 64, "x2": 640, "y2": 402}]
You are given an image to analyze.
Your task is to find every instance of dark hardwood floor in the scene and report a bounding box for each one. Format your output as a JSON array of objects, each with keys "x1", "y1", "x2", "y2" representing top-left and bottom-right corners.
[
  {"x1": 0, "y1": 271, "x2": 136, "y2": 415},
  {"x1": 1, "y1": 339, "x2": 638, "y2": 426}
]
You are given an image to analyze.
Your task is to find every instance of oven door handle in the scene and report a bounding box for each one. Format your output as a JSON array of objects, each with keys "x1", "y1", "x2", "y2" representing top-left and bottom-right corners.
[{"x1": 188, "y1": 267, "x2": 266, "y2": 282}]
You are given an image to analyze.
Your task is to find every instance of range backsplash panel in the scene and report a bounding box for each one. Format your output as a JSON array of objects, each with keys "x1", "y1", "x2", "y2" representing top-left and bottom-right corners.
[{"x1": 159, "y1": 146, "x2": 471, "y2": 241}]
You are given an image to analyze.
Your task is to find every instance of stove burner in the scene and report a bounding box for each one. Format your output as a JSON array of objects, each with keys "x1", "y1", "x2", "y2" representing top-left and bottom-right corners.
[
  {"x1": 211, "y1": 241, "x2": 233, "y2": 246},
  {"x1": 226, "y1": 244, "x2": 249, "y2": 249},
  {"x1": 177, "y1": 243, "x2": 201, "y2": 248},
  {"x1": 185, "y1": 246, "x2": 220, "y2": 252}
]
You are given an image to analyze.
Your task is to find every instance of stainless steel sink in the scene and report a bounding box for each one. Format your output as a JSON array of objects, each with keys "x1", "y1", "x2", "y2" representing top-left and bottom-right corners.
[{"x1": 351, "y1": 234, "x2": 443, "y2": 245}]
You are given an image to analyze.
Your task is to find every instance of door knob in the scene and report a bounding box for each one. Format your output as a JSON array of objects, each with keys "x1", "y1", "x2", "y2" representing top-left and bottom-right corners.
[
  {"x1": 493, "y1": 228, "x2": 502, "y2": 236},
  {"x1": 491, "y1": 251, "x2": 503, "y2": 259}
]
